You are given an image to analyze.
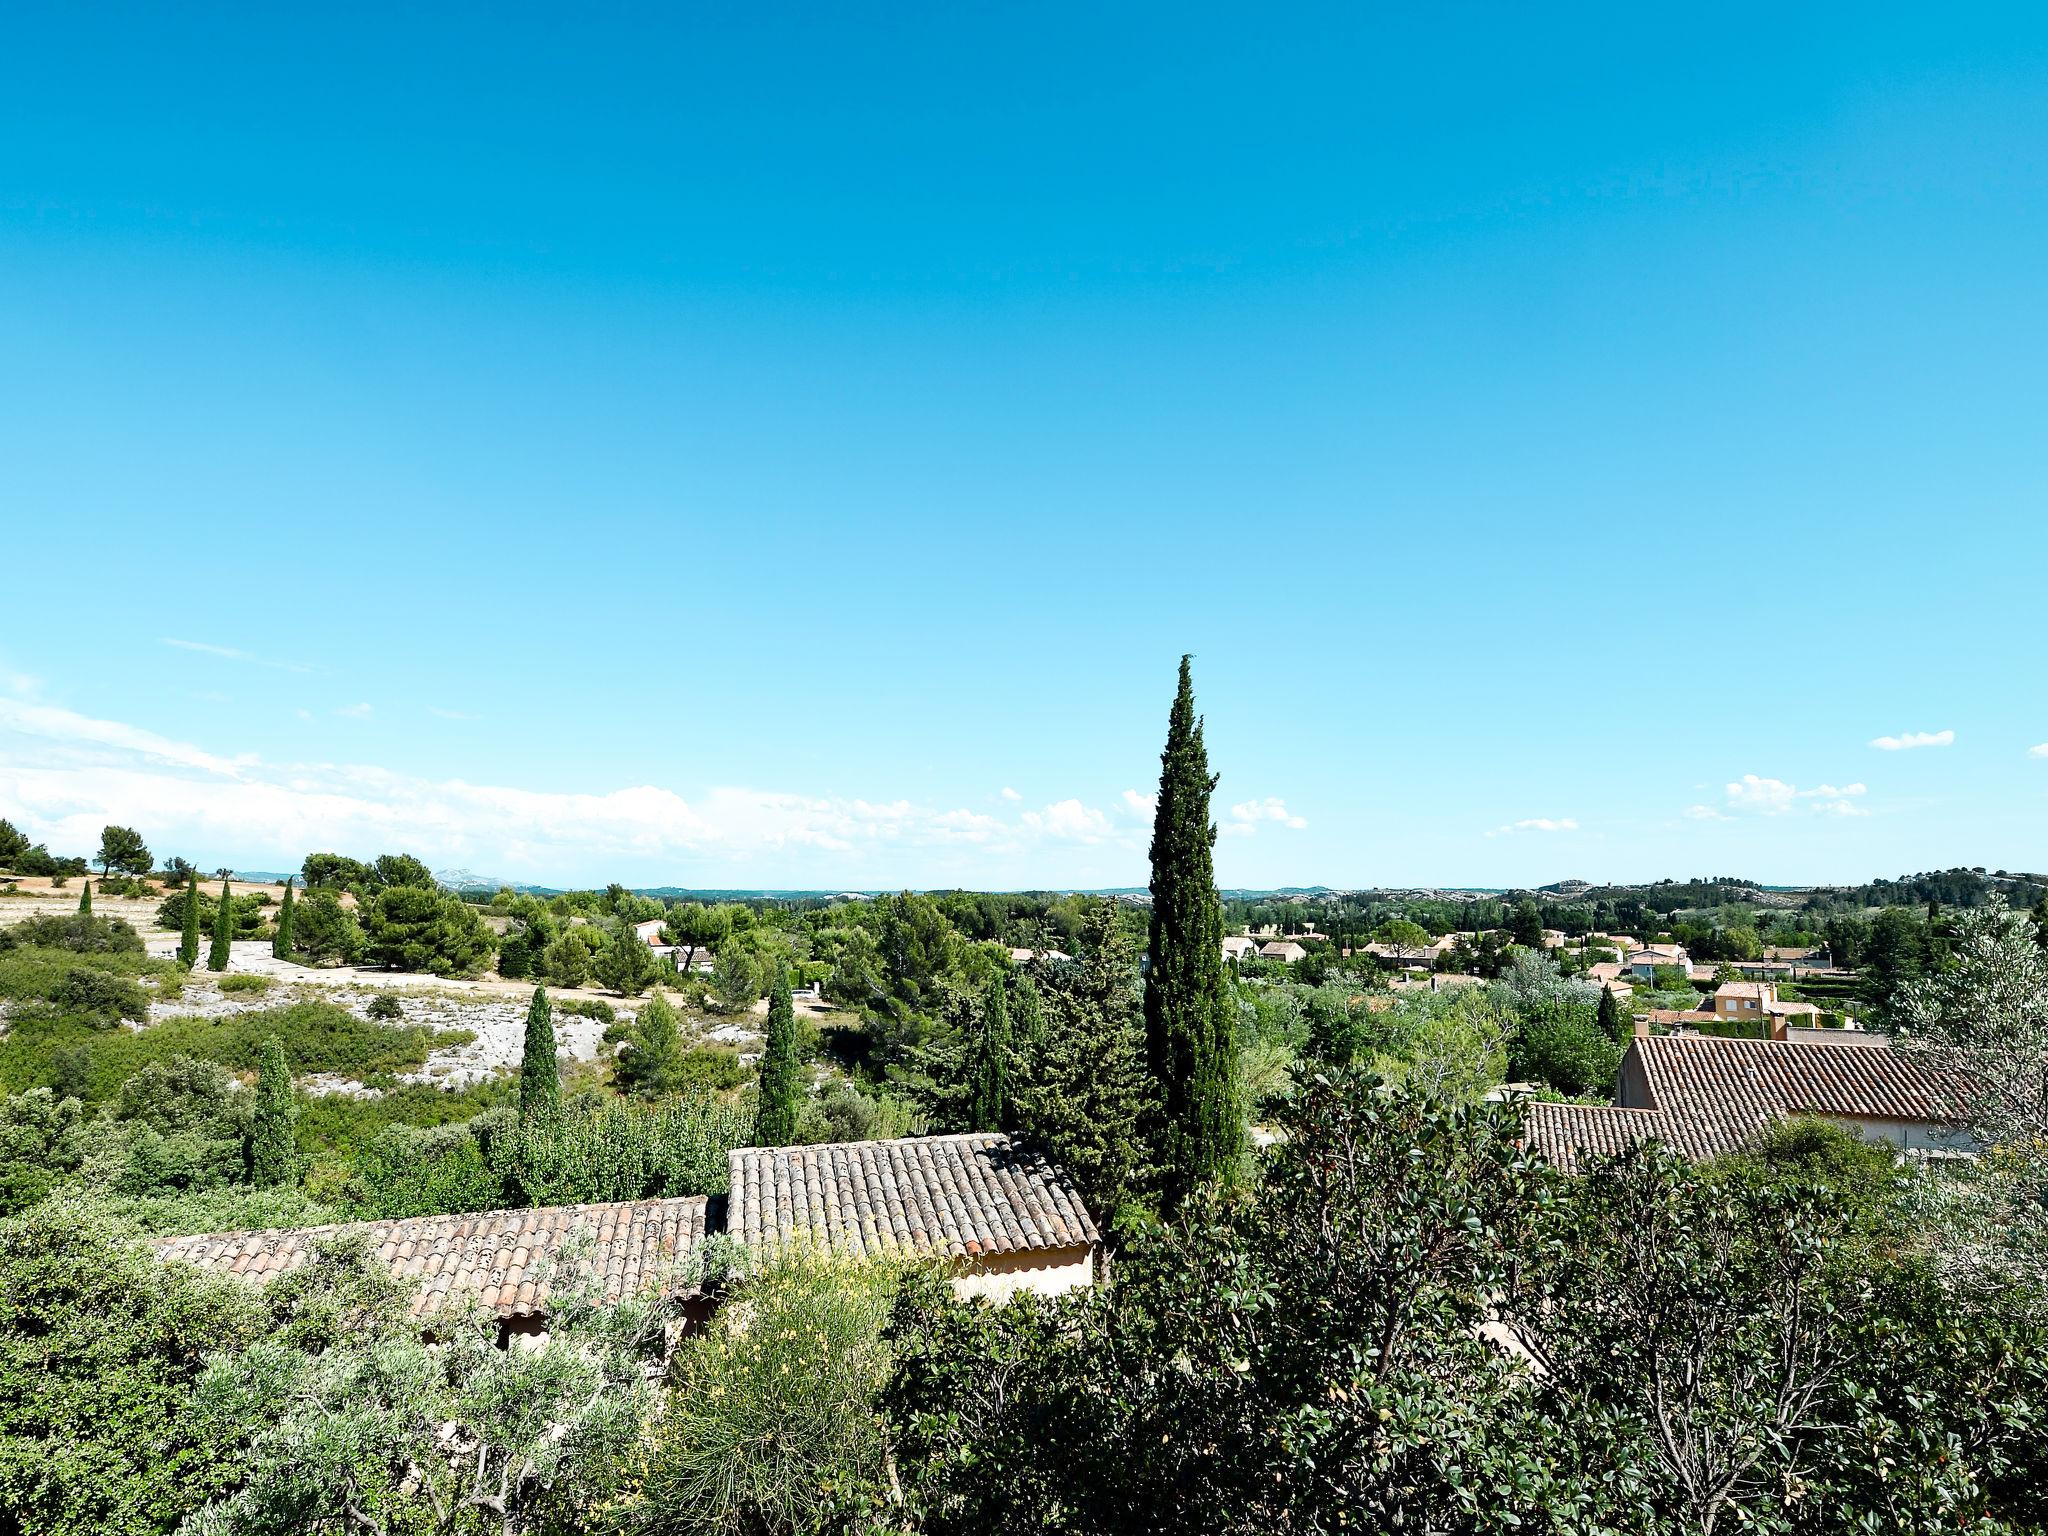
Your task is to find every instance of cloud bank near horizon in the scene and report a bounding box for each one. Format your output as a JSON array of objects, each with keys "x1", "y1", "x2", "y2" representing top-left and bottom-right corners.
[{"x1": 0, "y1": 696, "x2": 1308, "y2": 887}]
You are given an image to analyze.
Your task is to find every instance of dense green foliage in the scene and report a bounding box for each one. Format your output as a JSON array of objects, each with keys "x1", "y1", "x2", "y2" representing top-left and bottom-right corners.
[
  {"x1": 360, "y1": 884, "x2": 494, "y2": 976},
  {"x1": 618, "y1": 1252, "x2": 900, "y2": 1536},
  {"x1": 338, "y1": 1094, "x2": 748, "y2": 1219},
  {"x1": 0, "y1": 1198, "x2": 261, "y2": 1536},
  {"x1": 248, "y1": 1037, "x2": 298, "y2": 1186},
  {"x1": 0, "y1": 996, "x2": 465, "y2": 1104},
  {"x1": 288, "y1": 888, "x2": 363, "y2": 964}
]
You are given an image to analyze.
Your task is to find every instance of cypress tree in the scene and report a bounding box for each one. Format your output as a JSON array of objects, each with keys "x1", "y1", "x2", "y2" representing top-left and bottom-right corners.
[
  {"x1": 518, "y1": 985, "x2": 561, "y2": 1122},
  {"x1": 968, "y1": 975, "x2": 1012, "y2": 1132},
  {"x1": 1011, "y1": 972, "x2": 1047, "y2": 1050},
  {"x1": 273, "y1": 877, "x2": 296, "y2": 960},
  {"x1": 76, "y1": 879, "x2": 91, "y2": 916},
  {"x1": 207, "y1": 876, "x2": 232, "y2": 972},
  {"x1": 249, "y1": 1035, "x2": 299, "y2": 1185},
  {"x1": 1141, "y1": 654, "x2": 1242, "y2": 1210},
  {"x1": 754, "y1": 964, "x2": 801, "y2": 1147},
  {"x1": 1598, "y1": 983, "x2": 1625, "y2": 1045},
  {"x1": 178, "y1": 869, "x2": 200, "y2": 967}
]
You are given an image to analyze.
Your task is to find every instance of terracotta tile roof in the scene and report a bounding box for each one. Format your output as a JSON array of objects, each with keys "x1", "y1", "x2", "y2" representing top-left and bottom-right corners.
[
  {"x1": 1713, "y1": 981, "x2": 1773, "y2": 1000},
  {"x1": 727, "y1": 1133, "x2": 1099, "y2": 1263},
  {"x1": 1521, "y1": 1101, "x2": 1672, "y2": 1173},
  {"x1": 151, "y1": 1197, "x2": 711, "y2": 1318},
  {"x1": 1523, "y1": 1034, "x2": 1969, "y2": 1172}
]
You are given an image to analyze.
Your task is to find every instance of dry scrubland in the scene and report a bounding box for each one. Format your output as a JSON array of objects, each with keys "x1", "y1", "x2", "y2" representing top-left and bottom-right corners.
[{"x1": 0, "y1": 874, "x2": 791, "y2": 1095}]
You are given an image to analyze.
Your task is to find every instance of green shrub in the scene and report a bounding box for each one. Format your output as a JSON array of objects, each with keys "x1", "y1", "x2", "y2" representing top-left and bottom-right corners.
[
  {"x1": 558, "y1": 996, "x2": 615, "y2": 1023},
  {"x1": 673, "y1": 1045, "x2": 748, "y2": 1092},
  {"x1": 365, "y1": 992, "x2": 404, "y2": 1021},
  {"x1": 342, "y1": 1092, "x2": 748, "y2": 1220},
  {"x1": 0, "y1": 946, "x2": 174, "y2": 1015},
  {"x1": 620, "y1": 1251, "x2": 901, "y2": 1533},
  {"x1": 0, "y1": 1000, "x2": 470, "y2": 1102},
  {"x1": 0, "y1": 1197, "x2": 263, "y2": 1536},
  {"x1": 216, "y1": 973, "x2": 274, "y2": 996},
  {"x1": 51, "y1": 967, "x2": 148, "y2": 1025},
  {"x1": 0, "y1": 914, "x2": 145, "y2": 955}
]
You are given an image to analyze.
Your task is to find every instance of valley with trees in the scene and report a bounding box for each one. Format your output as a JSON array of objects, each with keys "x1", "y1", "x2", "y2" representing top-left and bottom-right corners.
[{"x1": 1, "y1": 660, "x2": 2046, "y2": 1534}]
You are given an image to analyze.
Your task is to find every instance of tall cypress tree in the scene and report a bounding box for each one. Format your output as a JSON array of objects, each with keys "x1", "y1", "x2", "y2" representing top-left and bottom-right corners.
[
  {"x1": 76, "y1": 879, "x2": 91, "y2": 916},
  {"x1": 207, "y1": 876, "x2": 232, "y2": 972},
  {"x1": 754, "y1": 964, "x2": 801, "y2": 1147},
  {"x1": 178, "y1": 869, "x2": 201, "y2": 967},
  {"x1": 518, "y1": 985, "x2": 561, "y2": 1122},
  {"x1": 968, "y1": 976, "x2": 1013, "y2": 1132},
  {"x1": 249, "y1": 1035, "x2": 299, "y2": 1185},
  {"x1": 1597, "y1": 983, "x2": 1625, "y2": 1045},
  {"x1": 1141, "y1": 655, "x2": 1242, "y2": 1209},
  {"x1": 1011, "y1": 972, "x2": 1047, "y2": 1050},
  {"x1": 273, "y1": 877, "x2": 296, "y2": 960}
]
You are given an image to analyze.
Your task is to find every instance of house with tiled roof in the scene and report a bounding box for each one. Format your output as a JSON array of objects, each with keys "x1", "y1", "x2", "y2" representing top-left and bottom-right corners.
[
  {"x1": 152, "y1": 1133, "x2": 1101, "y2": 1336},
  {"x1": 1624, "y1": 943, "x2": 1691, "y2": 979},
  {"x1": 1522, "y1": 1030, "x2": 1973, "y2": 1173},
  {"x1": 728, "y1": 1132, "x2": 1101, "y2": 1302},
  {"x1": 151, "y1": 1197, "x2": 715, "y2": 1344},
  {"x1": 1259, "y1": 940, "x2": 1309, "y2": 963}
]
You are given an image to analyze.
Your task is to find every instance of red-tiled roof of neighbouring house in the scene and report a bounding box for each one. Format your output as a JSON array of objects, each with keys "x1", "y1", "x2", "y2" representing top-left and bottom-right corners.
[
  {"x1": 151, "y1": 1197, "x2": 711, "y2": 1318},
  {"x1": 727, "y1": 1133, "x2": 1099, "y2": 1263},
  {"x1": 1522, "y1": 1034, "x2": 1969, "y2": 1172},
  {"x1": 1521, "y1": 1100, "x2": 1673, "y2": 1173},
  {"x1": 1713, "y1": 981, "x2": 1774, "y2": 1000}
]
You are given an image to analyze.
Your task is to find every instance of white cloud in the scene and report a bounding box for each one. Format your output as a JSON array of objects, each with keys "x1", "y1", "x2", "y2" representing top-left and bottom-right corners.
[
  {"x1": 429, "y1": 707, "x2": 477, "y2": 722},
  {"x1": 1228, "y1": 797, "x2": 1308, "y2": 832},
  {"x1": 999, "y1": 786, "x2": 1021, "y2": 801},
  {"x1": 1120, "y1": 788, "x2": 1155, "y2": 818},
  {"x1": 1683, "y1": 804, "x2": 1730, "y2": 821},
  {"x1": 0, "y1": 696, "x2": 1140, "y2": 877},
  {"x1": 161, "y1": 638, "x2": 314, "y2": 674},
  {"x1": 2029, "y1": 743, "x2": 2048, "y2": 759},
  {"x1": 1488, "y1": 816, "x2": 1579, "y2": 837},
  {"x1": 1719, "y1": 775, "x2": 1868, "y2": 817},
  {"x1": 1869, "y1": 729, "x2": 1954, "y2": 751},
  {"x1": 333, "y1": 703, "x2": 373, "y2": 719},
  {"x1": 1021, "y1": 798, "x2": 1115, "y2": 843}
]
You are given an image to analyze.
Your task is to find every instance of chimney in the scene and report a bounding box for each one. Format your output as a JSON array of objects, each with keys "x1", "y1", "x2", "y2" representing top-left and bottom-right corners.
[
  {"x1": 1633, "y1": 1018, "x2": 1650, "y2": 1040},
  {"x1": 1770, "y1": 1017, "x2": 1788, "y2": 1042}
]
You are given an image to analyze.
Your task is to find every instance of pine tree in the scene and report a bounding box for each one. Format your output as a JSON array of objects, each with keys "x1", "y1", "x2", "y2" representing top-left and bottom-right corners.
[
  {"x1": 76, "y1": 879, "x2": 91, "y2": 916},
  {"x1": 1013, "y1": 903, "x2": 1155, "y2": 1217},
  {"x1": 968, "y1": 976, "x2": 1012, "y2": 1132},
  {"x1": 207, "y1": 876, "x2": 232, "y2": 972},
  {"x1": 754, "y1": 964, "x2": 801, "y2": 1147},
  {"x1": 518, "y1": 985, "x2": 561, "y2": 1122},
  {"x1": 1141, "y1": 655, "x2": 1242, "y2": 1209},
  {"x1": 615, "y1": 989, "x2": 683, "y2": 1097},
  {"x1": 249, "y1": 1035, "x2": 299, "y2": 1185},
  {"x1": 1598, "y1": 984, "x2": 1625, "y2": 1045},
  {"x1": 594, "y1": 922, "x2": 656, "y2": 996},
  {"x1": 273, "y1": 877, "x2": 296, "y2": 960},
  {"x1": 178, "y1": 870, "x2": 201, "y2": 967}
]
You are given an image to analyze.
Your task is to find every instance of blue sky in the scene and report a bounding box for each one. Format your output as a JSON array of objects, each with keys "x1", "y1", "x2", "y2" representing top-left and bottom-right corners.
[{"x1": 2, "y1": 3, "x2": 2045, "y2": 889}]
